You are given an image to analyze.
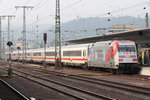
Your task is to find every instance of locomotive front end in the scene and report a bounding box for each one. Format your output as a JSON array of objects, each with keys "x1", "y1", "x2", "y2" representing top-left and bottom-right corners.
[{"x1": 117, "y1": 41, "x2": 139, "y2": 73}]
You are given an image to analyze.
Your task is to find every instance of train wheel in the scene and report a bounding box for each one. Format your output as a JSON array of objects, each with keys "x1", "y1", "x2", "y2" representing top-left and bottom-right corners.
[
  {"x1": 64, "y1": 63, "x2": 69, "y2": 68},
  {"x1": 82, "y1": 63, "x2": 88, "y2": 70},
  {"x1": 61, "y1": 63, "x2": 64, "y2": 67},
  {"x1": 111, "y1": 69, "x2": 117, "y2": 74}
]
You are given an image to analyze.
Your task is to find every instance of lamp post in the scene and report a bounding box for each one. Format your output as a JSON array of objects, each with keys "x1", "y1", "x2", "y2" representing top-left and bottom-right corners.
[
  {"x1": 17, "y1": 46, "x2": 21, "y2": 67},
  {"x1": 43, "y1": 33, "x2": 47, "y2": 69},
  {"x1": 7, "y1": 41, "x2": 13, "y2": 77}
]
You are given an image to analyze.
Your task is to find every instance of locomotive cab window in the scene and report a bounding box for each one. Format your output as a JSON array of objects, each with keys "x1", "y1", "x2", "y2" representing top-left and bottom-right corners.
[
  {"x1": 126, "y1": 46, "x2": 135, "y2": 52},
  {"x1": 118, "y1": 45, "x2": 126, "y2": 52},
  {"x1": 118, "y1": 45, "x2": 135, "y2": 52}
]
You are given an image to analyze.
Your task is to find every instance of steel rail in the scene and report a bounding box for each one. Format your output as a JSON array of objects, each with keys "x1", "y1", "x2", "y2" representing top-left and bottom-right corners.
[
  {"x1": 0, "y1": 78, "x2": 29, "y2": 100},
  {"x1": 0, "y1": 67, "x2": 114, "y2": 100},
  {"x1": 21, "y1": 66, "x2": 150, "y2": 97}
]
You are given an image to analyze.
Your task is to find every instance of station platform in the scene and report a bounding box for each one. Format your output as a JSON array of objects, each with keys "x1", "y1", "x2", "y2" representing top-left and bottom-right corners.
[{"x1": 140, "y1": 66, "x2": 150, "y2": 76}]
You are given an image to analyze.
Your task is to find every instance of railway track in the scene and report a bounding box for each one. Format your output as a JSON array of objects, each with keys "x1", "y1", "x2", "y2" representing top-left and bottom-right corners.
[
  {"x1": 0, "y1": 67, "x2": 114, "y2": 100},
  {"x1": 20, "y1": 66, "x2": 150, "y2": 97},
  {"x1": 0, "y1": 78, "x2": 29, "y2": 100}
]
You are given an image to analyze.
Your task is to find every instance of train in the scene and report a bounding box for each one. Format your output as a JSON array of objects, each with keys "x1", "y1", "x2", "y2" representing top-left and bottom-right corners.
[{"x1": 5, "y1": 40, "x2": 140, "y2": 74}]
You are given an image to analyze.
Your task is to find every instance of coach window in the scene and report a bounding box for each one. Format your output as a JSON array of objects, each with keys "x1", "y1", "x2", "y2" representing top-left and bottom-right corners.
[
  {"x1": 27, "y1": 53, "x2": 31, "y2": 56},
  {"x1": 63, "y1": 50, "x2": 81, "y2": 56},
  {"x1": 46, "y1": 52, "x2": 55, "y2": 56},
  {"x1": 70, "y1": 51, "x2": 81, "y2": 56},
  {"x1": 33, "y1": 52, "x2": 41, "y2": 56},
  {"x1": 63, "y1": 51, "x2": 70, "y2": 56}
]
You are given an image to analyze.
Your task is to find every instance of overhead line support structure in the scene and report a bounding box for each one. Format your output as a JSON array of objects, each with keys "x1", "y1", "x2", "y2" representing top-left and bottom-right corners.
[
  {"x1": 145, "y1": 13, "x2": 149, "y2": 28},
  {"x1": 0, "y1": 16, "x2": 5, "y2": 59},
  {"x1": 55, "y1": 0, "x2": 62, "y2": 69},
  {"x1": 0, "y1": 16, "x2": 2, "y2": 59},
  {"x1": 1, "y1": 15, "x2": 15, "y2": 60},
  {"x1": 2, "y1": 15, "x2": 15, "y2": 42},
  {"x1": 36, "y1": 15, "x2": 39, "y2": 48},
  {"x1": 15, "y1": 6, "x2": 33, "y2": 63}
]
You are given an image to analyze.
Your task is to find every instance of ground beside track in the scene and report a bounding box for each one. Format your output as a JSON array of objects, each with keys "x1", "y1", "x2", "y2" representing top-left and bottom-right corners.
[
  {"x1": 1, "y1": 62, "x2": 150, "y2": 100},
  {"x1": 0, "y1": 69, "x2": 75, "y2": 100},
  {"x1": 140, "y1": 67, "x2": 150, "y2": 76},
  {"x1": 11, "y1": 62, "x2": 150, "y2": 88},
  {"x1": 0, "y1": 79, "x2": 28, "y2": 100}
]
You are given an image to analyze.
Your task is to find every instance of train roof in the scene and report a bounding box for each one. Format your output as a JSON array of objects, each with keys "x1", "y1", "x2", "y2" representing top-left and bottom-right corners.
[
  {"x1": 62, "y1": 43, "x2": 92, "y2": 48},
  {"x1": 10, "y1": 43, "x2": 92, "y2": 53},
  {"x1": 9, "y1": 40, "x2": 135, "y2": 54},
  {"x1": 94, "y1": 40, "x2": 135, "y2": 46}
]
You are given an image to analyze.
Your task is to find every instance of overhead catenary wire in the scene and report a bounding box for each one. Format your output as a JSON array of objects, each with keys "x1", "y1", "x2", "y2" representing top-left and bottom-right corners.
[
  {"x1": 11, "y1": 0, "x2": 48, "y2": 27},
  {"x1": 95, "y1": 0, "x2": 150, "y2": 17},
  {"x1": 27, "y1": 0, "x2": 84, "y2": 27},
  {"x1": 27, "y1": 0, "x2": 150, "y2": 41},
  {"x1": 2, "y1": 0, "x2": 150, "y2": 44},
  {"x1": 61, "y1": 0, "x2": 83, "y2": 10},
  {"x1": 33, "y1": 0, "x2": 48, "y2": 10},
  {"x1": 24, "y1": 0, "x2": 31, "y2": 6},
  {"x1": 12, "y1": 0, "x2": 49, "y2": 29},
  {"x1": 3, "y1": 0, "x2": 150, "y2": 27}
]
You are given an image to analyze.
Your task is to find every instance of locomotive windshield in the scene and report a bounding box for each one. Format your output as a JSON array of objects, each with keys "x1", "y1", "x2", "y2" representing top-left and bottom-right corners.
[{"x1": 118, "y1": 45, "x2": 135, "y2": 52}]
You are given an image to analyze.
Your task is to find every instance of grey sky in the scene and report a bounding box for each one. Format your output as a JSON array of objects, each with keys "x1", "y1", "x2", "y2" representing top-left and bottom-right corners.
[{"x1": 0, "y1": 0, "x2": 149, "y2": 38}]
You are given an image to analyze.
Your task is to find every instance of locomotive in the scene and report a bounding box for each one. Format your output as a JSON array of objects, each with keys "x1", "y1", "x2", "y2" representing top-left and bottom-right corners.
[{"x1": 6, "y1": 40, "x2": 139, "y2": 74}]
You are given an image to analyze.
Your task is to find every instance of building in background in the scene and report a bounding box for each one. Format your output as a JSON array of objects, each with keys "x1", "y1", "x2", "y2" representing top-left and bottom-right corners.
[{"x1": 108, "y1": 24, "x2": 139, "y2": 33}]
